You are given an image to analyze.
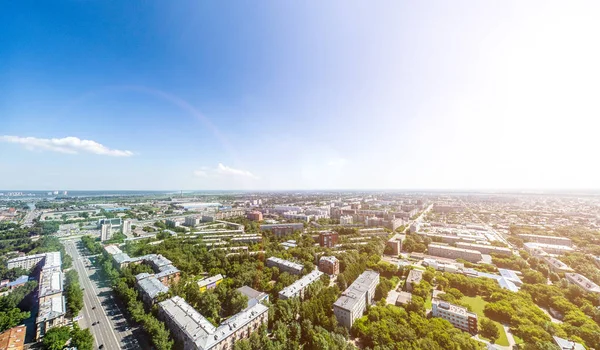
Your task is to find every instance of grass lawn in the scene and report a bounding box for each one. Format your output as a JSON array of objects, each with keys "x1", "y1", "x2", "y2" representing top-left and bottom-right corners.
[
  {"x1": 425, "y1": 295, "x2": 432, "y2": 309},
  {"x1": 461, "y1": 296, "x2": 509, "y2": 347}
]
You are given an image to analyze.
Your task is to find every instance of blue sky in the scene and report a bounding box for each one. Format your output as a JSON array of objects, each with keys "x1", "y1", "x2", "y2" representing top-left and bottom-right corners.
[{"x1": 2, "y1": 1, "x2": 600, "y2": 190}]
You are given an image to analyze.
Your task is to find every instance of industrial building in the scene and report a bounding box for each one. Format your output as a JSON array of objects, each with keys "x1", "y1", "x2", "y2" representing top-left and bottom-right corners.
[
  {"x1": 266, "y1": 257, "x2": 304, "y2": 275},
  {"x1": 333, "y1": 270, "x2": 380, "y2": 328},
  {"x1": 158, "y1": 295, "x2": 268, "y2": 350},
  {"x1": 279, "y1": 270, "x2": 323, "y2": 300},
  {"x1": 318, "y1": 256, "x2": 340, "y2": 275},
  {"x1": 427, "y1": 244, "x2": 482, "y2": 263},
  {"x1": 432, "y1": 299, "x2": 478, "y2": 334}
]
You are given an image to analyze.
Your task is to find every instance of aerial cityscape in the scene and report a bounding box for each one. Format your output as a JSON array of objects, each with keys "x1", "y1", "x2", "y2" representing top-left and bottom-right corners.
[{"x1": 3, "y1": 1, "x2": 600, "y2": 350}]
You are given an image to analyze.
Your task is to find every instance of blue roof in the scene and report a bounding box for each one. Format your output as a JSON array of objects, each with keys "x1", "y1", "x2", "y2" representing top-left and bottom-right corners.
[{"x1": 8, "y1": 275, "x2": 29, "y2": 287}]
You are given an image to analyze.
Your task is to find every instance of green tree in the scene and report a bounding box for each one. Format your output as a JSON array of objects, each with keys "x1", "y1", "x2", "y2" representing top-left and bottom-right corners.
[
  {"x1": 43, "y1": 326, "x2": 71, "y2": 350},
  {"x1": 71, "y1": 323, "x2": 94, "y2": 350},
  {"x1": 479, "y1": 317, "x2": 499, "y2": 343}
]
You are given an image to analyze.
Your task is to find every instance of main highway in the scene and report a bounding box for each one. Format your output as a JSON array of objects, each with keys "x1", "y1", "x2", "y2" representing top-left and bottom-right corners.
[{"x1": 63, "y1": 239, "x2": 141, "y2": 349}]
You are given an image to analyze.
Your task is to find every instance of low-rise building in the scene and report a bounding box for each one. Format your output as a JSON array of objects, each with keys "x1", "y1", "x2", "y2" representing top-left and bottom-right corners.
[
  {"x1": 428, "y1": 244, "x2": 482, "y2": 263},
  {"x1": 236, "y1": 286, "x2": 269, "y2": 308},
  {"x1": 158, "y1": 295, "x2": 268, "y2": 350},
  {"x1": 260, "y1": 223, "x2": 304, "y2": 237},
  {"x1": 553, "y1": 336, "x2": 586, "y2": 350},
  {"x1": 197, "y1": 274, "x2": 223, "y2": 292},
  {"x1": 405, "y1": 269, "x2": 423, "y2": 292},
  {"x1": 565, "y1": 273, "x2": 600, "y2": 295},
  {"x1": 0, "y1": 325, "x2": 26, "y2": 350},
  {"x1": 386, "y1": 234, "x2": 405, "y2": 256},
  {"x1": 266, "y1": 257, "x2": 304, "y2": 275},
  {"x1": 279, "y1": 270, "x2": 323, "y2": 300},
  {"x1": 319, "y1": 256, "x2": 340, "y2": 275},
  {"x1": 455, "y1": 242, "x2": 512, "y2": 256},
  {"x1": 519, "y1": 234, "x2": 572, "y2": 247},
  {"x1": 432, "y1": 299, "x2": 478, "y2": 334},
  {"x1": 136, "y1": 273, "x2": 169, "y2": 305},
  {"x1": 333, "y1": 270, "x2": 380, "y2": 328},
  {"x1": 543, "y1": 257, "x2": 574, "y2": 273}
]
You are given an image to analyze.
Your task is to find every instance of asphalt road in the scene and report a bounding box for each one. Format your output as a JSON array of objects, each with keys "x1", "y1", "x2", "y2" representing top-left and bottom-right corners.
[{"x1": 63, "y1": 239, "x2": 142, "y2": 350}]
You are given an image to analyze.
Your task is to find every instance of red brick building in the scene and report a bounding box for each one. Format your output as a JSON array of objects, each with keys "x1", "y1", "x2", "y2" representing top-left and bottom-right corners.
[
  {"x1": 319, "y1": 256, "x2": 340, "y2": 275},
  {"x1": 247, "y1": 211, "x2": 263, "y2": 221},
  {"x1": 319, "y1": 231, "x2": 339, "y2": 248}
]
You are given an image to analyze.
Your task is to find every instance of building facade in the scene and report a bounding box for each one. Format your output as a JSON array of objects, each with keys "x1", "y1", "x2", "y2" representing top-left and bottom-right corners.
[
  {"x1": 319, "y1": 231, "x2": 339, "y2": 248},
  {"x1": 260, "y1": 223, "x2": 304, "y2": 237},
  {"x1": 319, "y1": 256, "x2": 340, "y2": 275},
  {"x1": 246, "y1": 211, "x2": 263, "y2": 221},
  {"x1": 386, "y1": 234, "x2": 405, "y2": 256},
  {"x1": 427, "y1": 244, "x2": 482, "y2": 263},
  {"x1": 455, "y1": 242, "x2": 512, "y2": 256}
]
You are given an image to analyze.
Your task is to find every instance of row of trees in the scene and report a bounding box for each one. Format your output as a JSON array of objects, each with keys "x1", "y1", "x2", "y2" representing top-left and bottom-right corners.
[{"x1": 65, "y1": 269, "x2": 83, "y2": 316}]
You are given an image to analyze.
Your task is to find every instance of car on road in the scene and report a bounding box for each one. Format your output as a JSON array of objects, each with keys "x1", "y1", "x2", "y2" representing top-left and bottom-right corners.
[{"x1": 99, "y1": 345, "x2": 104, "y2": 349}]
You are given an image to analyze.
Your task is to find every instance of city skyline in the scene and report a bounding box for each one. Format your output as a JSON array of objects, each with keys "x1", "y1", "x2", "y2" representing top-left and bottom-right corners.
[{"x1": 3, "y1": 1, "x2": 600, "y2": 190}]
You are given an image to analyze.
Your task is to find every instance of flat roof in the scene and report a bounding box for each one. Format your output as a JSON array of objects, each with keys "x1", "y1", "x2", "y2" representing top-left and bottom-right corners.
[
  {"x1": 197, "y1": 274, "x2": 223, "y2": 288},
  {"x1": 266, "y1": 257, "x2": 304, "y2": 271},
  {"x1": 279, "y1": 270, "x2": 323, "y2": 298},
  {"x1": 334, "y1": 270, "x2": 379, "y2": 311}
]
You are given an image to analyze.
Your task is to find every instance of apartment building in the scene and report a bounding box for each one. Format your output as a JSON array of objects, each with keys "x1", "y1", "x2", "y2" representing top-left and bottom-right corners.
[
  {"x1": 260, "y1": 223, "x2": 304, "y2": 237},
  {"x1": 7, "y1": 253, "x2": 46, "y2": 270},
  {"x1": 34, "y1": 252, "x2": 65, "y2": 340},
  {"x1": 518, "y1": 234, "x2": 572, "y2": 247},
  {"x1": 428, "y1": 244, "x2": 482, "y2": 263},
  {"x1": 333, "y1": 270, "x2": 380, "y2": 328},
  {"x1": 339, "y1": 215, "x2": 353, "y2": 225},
  {"x1": 524, "y1": 242, "x2": 574, "y2": 256},
  {"x1": 432, "y1": 299, "x2": 478, "y2": 334},
  {"x1": 122, "y1": 219, "x2": 132, "y2": 235},
  {"x1": 136, "y1": 273, "x2": 170, "y2": 305},
  {"x1": 100, "y1": 223, "x2": 112, "y2": 241},
  {"x1": 565, "y1": 273, "x2": 600, "y2": 295},
  {"x1": 279, "y1": 270, "x2": 323, "y2": 300},
  {"x1": 266, "y1": 257, "x2": 304, "y2": 275},
  {"x1": 319, "y1": 231, "x2": 339, "y2": 248},
  {"x1": 158, "y1": 295, "x2": 268, "y2": 350},
  {"x1": 455, "y1": 242, "x2": 512, "y2": 256},
  {"x1": 184, "y1": 216, "x2": 201, "y2": 227},
  {"x1": 246, "y1": 211, "x2": 263, "y2": 221},
  {"x1": 386, "y1": 234, "x2": 405, "y2": 256},
  {"x1": 318, "y1": 256, "x2": 340, "y2": 275},
  {"x1": 197, "y1": 274, "x2": 223, "y2": 292}
]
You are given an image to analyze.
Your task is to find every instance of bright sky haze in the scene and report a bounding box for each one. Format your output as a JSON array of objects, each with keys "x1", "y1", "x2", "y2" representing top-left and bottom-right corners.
[{"x1": 2, "y1": 1, "x2": 600, "y2": 190}]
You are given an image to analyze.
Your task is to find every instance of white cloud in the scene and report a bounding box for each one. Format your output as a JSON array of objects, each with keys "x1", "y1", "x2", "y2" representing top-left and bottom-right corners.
[
  {"x1": 193, "y1": 163, "x2": 259, "y2": 179},
  {"x1": 0, "y1": 135, "x2": 134, "y2": 157}
]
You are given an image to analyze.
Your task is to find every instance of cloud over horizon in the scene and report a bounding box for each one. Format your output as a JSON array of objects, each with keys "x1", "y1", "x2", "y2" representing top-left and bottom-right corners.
[
  {"x1": 0, "y1": 135, "x2": 134, "y2": 157},
  {"x1": 194, "y1": 163, "x2": 259, "y2": 180}
]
